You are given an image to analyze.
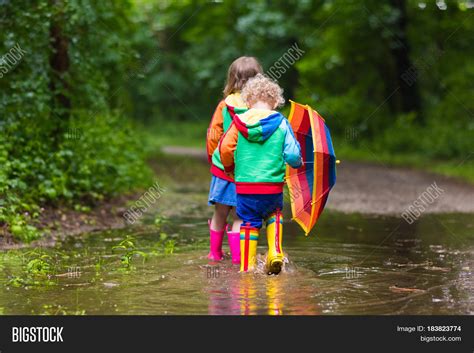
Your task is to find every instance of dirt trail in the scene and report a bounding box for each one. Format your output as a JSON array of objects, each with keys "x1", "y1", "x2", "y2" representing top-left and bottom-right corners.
[{"x1": 162, "y1": 146, "x2": 474, "y2": 215}]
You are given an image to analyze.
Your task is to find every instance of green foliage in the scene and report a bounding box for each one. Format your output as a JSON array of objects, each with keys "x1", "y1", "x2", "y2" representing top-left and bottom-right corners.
[
  {"x1": 0, "y1": 0, "x2": 152, "y2": 241},
  {"x1": 130, "y1": 0, "x2": 473, "y2": 172},
  {"x1": 153, "y1": 215, "x2": 168, "y2": 227},
  {"x1": 0, "y1": 110, "x2": 151, "y2": 241},
  {"x1": 164, "y1": 239, "x2": 177, "y2": 255},
  {"x1": 148, "y1": 232, "x2": 179, "y2": 256},
  {"x1": 294, "y1": 0, "x2": 473, "y2": 160},
  {"x1": 7, "y1": 249, "x2": 57, "y2": 287},
  {"x1": 1, "y1": 0, "x2": 473, "y2": 244},
  {"x1": 112, "y1": 235, "x2": 148, "y2": 270},
  {"x1": 109, "y1": 232, "x2": 177, "y2": 272}
]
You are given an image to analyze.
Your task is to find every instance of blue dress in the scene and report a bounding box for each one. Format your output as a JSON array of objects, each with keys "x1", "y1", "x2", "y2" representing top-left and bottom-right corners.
[{"x1": 208, "y1": 175, "x2": 237, "y2": 207}]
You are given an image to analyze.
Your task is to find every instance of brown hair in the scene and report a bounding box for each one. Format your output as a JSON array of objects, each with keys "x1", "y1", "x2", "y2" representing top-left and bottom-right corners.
[{"x1": 223, "y1": 56, "x2": 263, "y2": 97}]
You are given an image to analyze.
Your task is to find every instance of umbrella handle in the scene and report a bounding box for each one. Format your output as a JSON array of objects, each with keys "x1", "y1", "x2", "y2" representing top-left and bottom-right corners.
[{"x1": 301, "y1": 160, "x2": 340, "y2": 164}]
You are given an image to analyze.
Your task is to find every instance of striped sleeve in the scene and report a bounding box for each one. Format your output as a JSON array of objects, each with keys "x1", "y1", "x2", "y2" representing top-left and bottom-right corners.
[
  {"x1": 219, "y1": 122, "x2": 238, "y2": 174},
  {"x1": 206, "y1": 100, "x2": 226, "y2": 163}
]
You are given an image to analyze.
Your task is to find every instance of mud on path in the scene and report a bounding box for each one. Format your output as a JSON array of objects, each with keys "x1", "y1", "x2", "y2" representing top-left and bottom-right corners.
[{"x1": 162, "y1": 146, "x2": 474, "y2": 215}]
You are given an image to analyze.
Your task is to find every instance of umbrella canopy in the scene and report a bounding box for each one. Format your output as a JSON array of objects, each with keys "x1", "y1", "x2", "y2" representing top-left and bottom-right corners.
[{"x1": 285, "y1": 100, "x2": 336, "y2": 235}]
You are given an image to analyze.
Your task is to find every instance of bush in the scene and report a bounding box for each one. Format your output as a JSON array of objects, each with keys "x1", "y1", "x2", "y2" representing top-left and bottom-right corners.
[
  {"x1": 0, "y1": 112, "x2": 152, "y2": 242},
  {"x1": 0, "y1": 1, "x2": 152, "y2": 242}
]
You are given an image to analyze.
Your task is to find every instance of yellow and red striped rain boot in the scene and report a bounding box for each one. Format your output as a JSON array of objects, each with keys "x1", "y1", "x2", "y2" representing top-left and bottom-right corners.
[
  {"x1": 240, "y1": 223, "x2": 259, "y2": 272},
  {"x1": 265, "y1": 210, "x2": 284, "y2": 275}
]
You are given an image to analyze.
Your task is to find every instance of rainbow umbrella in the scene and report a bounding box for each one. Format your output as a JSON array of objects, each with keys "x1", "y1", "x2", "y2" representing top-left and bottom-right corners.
[{"x1": 285, "y1": 100, "x2": 336, "y2": 235}]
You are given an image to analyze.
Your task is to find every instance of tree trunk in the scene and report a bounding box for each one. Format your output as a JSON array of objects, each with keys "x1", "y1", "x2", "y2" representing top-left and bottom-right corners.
[
  {"x1": 49, "y1": 0, "x2": 70, "y2": 121},
  {"x1": 389, "y1": 0, "x2": 422, "y2": 119}
]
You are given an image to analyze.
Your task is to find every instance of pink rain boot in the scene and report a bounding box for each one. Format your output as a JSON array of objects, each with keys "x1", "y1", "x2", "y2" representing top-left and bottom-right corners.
[
  {"x1": 227, "y1": 229, "x2": 241, "y2": 264},
  {"x1": 208, "y1": 220, "x2": 224, "y2": 261}
]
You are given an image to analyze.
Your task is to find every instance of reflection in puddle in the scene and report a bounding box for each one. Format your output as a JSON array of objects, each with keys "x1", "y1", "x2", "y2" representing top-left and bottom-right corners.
[{"x1": 207, "y1": 267, "x2": 320, "y2": 315}]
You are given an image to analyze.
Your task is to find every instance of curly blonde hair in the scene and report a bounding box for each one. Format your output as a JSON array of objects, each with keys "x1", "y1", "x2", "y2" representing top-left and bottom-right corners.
[{"x1": 241, "y1": 74, "x2": 285, "y2": 109}]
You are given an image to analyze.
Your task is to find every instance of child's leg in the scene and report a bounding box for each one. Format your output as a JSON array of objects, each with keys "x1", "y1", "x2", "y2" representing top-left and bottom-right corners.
[
  {"x1": 265, "y1": 209, "x2": 284, "y2": 274},
  {"x1": 239, "y1": 223, "x2": 260, "y2": 272},
  {"x1": 262, "y1": 193, "x2": 284, "y2": 274},
  {"x1": 208, "y1": 203, "x2": 231, "y2": 261},
  {"x1": 227, "y1": 207, "x2": 242, "y2": 264},
  {"x1": 236, "y1": 195, "x2": 262, "y2": 272},
  {"x1": 211, "y1": 203, "x2": 231, "y2": 231},
  {"x1": 230, "y1": 207, "x2": 242, "y2": 232}
]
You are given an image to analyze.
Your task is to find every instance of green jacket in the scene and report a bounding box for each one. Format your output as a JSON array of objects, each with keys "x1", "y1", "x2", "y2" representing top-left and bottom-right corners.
[{"x1": 219, "y1": 108, "x2": 302, "y2": 194}]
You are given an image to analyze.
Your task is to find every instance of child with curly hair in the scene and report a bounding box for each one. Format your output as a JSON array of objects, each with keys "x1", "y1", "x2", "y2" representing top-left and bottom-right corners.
[{"x1": 219, "y1": 74, "x2": 302, "y2": 274}]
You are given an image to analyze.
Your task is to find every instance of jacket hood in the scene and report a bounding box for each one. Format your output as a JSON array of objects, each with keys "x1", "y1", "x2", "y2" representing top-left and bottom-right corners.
[
  {"x1": 224, "y1": 92, "x2": 246, "y2": 109},
  {"x1": 233, "y1": 108, "x2": 284, "y2": 142}
]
